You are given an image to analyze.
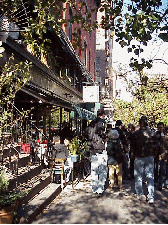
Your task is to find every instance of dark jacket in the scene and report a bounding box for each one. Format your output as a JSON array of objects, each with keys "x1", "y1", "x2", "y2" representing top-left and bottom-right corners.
[
  {"x1": 155, "y1": 131, "x2": 168, "y2": 161},
  {"x1": 107, "y1": 139, "x2": 123, "y2": 165},
  {"x1": 115, "y1": 126, "x2": 127, "y2": 153},
  {"x1": 132, "y1": 127, "x2": 158, "y2": 158},
  {"x1": 85, "y1": 117, "x2": 106, "y2": 155},
  {"x1": 127, "y1": 131, "x2": 135, "y2": 157}
]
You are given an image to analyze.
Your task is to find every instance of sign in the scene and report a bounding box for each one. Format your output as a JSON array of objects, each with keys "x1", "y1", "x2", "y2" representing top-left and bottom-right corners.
[{"x1": 83, "y1": 86, "x2": 99, "y2": 103}]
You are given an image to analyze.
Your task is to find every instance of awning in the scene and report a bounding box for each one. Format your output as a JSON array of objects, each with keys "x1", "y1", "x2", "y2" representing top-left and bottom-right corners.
[{"x1": 74, "y1": 105, "x2": 96, "y2": 120}]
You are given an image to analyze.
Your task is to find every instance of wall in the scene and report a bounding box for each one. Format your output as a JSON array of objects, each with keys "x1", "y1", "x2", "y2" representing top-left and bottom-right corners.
[{"x1": 62, "y1": 0, "x2": 98, "y2": 81}]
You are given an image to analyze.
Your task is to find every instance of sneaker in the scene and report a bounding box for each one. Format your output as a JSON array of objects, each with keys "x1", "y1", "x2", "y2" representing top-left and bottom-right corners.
[
  {"x1": 158, "y1": 186, "x2": 162, "y2": 191},
  {"x1": 118, "y1": 186, "x2": 122, "y2": 191},
  {"x1": 137, "y1": 194, "x2": 146, "y2": 201},
  {"x1": 97, "y1": 192, "x2": 104, "y2": 197},
  {"x1": 148, "y1": 198, "x2": 154, "y2": 204}
]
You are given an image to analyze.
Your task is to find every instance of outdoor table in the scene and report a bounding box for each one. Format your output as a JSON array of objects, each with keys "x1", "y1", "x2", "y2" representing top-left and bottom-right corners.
[{"x1": 19, "y1": 143, "x2": 31, "y2": 154}]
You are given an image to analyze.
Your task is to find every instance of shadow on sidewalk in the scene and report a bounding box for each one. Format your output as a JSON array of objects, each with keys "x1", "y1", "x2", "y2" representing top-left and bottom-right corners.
[{"x1": 32, "y1": 179, "x2": 168, "y2": 224}]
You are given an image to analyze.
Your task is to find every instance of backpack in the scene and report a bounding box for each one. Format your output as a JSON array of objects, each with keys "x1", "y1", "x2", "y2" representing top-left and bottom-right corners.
[
  {"x1": 85, "y1": 120, "x2": 105, "y2": 151},
  {"x1": 107, "y1": 138, "x2": 121, "y2": 157},
  {"x1": 95, "y1": 120, "x2": 105, "y2": 136}
]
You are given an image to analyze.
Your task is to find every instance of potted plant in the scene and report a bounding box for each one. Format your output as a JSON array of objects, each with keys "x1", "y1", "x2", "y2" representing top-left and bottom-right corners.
[
  {"x1": 68, "y1": 137, "x2": 81, "y2": 162},
  {"x1": 68, "y1": 137, "x2": 88, "y2": 162},
  {"x1": 0, "y1": 167, "x2": 27, "y2": 224}
]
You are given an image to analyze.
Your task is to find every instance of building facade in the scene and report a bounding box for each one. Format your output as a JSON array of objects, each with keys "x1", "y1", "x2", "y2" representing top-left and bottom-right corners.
[{"x1": 0, "y1": 0, "x2": 101, "y2": 141}]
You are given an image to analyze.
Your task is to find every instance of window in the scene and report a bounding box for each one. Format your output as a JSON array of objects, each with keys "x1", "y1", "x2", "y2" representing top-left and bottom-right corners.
[
  {"x1": 96, "y1": 57, "x2": 100, "y2": 71},
  {"x1": 69, "y1": 8, "x2": 72, "y2": 42},
  {"x1": 78, "y1": 29, "x2": 81, "y2": 56},
  {"x1": 105, "y1": 78, "x2": 108, "y2": 86},
  {"x1": 89, "y1": 50, "x2": 91, "y2": 72},
  {"x1": 84, "y1": 41, "x2": 87, "y2": 66}
]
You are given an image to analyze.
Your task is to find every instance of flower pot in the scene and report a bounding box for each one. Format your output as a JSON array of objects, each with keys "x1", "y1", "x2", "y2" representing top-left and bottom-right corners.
[
  {"x1": 71, "y1": 155, "x2": 78, "y2": 162},
  {"x1": 0, "y1": 206, "x2": 14, "y2": 224}
]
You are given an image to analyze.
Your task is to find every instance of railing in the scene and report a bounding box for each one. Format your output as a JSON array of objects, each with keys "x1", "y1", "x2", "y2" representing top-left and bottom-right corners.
[{"x1": 0, "y1": 103, "x2": 51, "y2": 189}]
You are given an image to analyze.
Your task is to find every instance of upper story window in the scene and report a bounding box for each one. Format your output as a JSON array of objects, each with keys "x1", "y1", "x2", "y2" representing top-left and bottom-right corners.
[
  {"x1": 84, "y1": 41, "x2": 87, "y2": 66},
  {"x1": 69, "y1": 8, "x2": 72, "y2": 42},
  {"x1": 96, "y1": 57, "x2": 100, "y2": 71},
  {"x1": 89, "y1": 50, "x2": 91, "y2": 72},
  {"x1": 78, "y1": 29, "x2": 82, "y2": 56},
  {"x1": 85, "y1": 4, "x2": 88, "y2": 22}
]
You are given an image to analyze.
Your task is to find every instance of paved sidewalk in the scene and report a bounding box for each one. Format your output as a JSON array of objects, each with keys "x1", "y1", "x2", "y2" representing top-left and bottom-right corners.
[{"x1": 33, "y1": 177, "x2": 168, "y2": 224}]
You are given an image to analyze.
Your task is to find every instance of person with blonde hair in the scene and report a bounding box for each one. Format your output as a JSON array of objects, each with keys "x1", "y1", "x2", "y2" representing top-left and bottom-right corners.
[{"x1": 106, "y1": 129, "x2": 125, "y2": 190}]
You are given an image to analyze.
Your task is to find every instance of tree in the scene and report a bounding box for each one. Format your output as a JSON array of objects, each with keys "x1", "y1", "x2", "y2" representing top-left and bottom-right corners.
[
  {"x1": 114, "y1": 75, "x2": 168, "y2": 127},
  {"x1": 0, "y1": 0, "x2": 167, "y2": 137},
  {"x1": 0, "y1": 0, "x2": 167, "y2": 70},
  {"x1": 0, "y1": 41, "x2": 31, "y2": 137}
]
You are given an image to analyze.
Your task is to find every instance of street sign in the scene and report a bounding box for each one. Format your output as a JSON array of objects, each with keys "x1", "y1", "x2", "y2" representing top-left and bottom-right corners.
[{"x1": 83, "y1": 86, "x2": 99, "y2": 103}]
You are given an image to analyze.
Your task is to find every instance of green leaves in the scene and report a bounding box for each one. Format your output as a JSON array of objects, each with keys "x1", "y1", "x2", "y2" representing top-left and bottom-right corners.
[{"x1": 0, "y1": 55, "x2": 32, "y2": 135}]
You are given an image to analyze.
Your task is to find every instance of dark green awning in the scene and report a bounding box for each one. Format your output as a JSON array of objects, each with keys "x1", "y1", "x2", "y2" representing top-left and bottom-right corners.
[{"x1": 74, "y1": 105, "x2": 96, "y2": 120}]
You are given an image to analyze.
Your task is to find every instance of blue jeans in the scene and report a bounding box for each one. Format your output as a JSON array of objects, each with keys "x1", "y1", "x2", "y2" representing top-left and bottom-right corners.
[
  {"x1": 123, "y1": 152, "x2": 130, "y2": 179},
  {"x1": 91, "y1": 151, "x2": 108, "y2": 194},
  {"x1": 134, "y1": 156, "x2": 154, "y2": 199},
  {"x1": 158, "y1": 160, "x2": 167, "y2": 188}
]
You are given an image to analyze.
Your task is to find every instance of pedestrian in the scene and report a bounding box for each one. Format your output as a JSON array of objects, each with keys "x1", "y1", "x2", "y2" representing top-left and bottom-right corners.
[
  {"x1": 155, "y1": 122, "x2": 168, "y2": 191},
  {"x1": 132, "y1": 117, "x2": 158, "y2": 204},
  {"x1": 164, "y1": 126, "x2": 168, "y2": 189},
  {"x1": 85, "y1": 109, "x2": 107, "y2": 195},
  {"x1": 106, "y1": 123, "x2": 112, "y2": 135},
  {"x1": 106, "y1": 129, "x2": 125, "y2": 190},
  {"x1": 115, "y1": 120, "x2": 128, "y2": 179},
  {"x1": 60, "y1": 121, "x2": 72, "y2": 144},
  {"x1": 127, "y1": 123, "x2": 135, "y2": 179}
]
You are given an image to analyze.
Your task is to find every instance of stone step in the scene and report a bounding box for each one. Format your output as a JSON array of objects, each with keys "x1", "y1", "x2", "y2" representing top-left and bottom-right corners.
[
  {"x1": 2, "y1": 145, "x2": 21, "y2": 158},
  {"x1": 23, "y1": 175, "x2": 51, "y2": 204},
  {"x1": 19, "y1": 183, "x2": 62, "y2": 224},
  {"x1": 4, "y1": 154, "x2": 30, "y2": 171},
  {"x1": 8, "y1": 165, "x2": 43, "y2": 191}
]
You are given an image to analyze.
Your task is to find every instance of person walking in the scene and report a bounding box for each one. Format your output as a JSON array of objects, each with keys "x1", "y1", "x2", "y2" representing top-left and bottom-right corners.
[
  {"x1": 85, "y1": 109, "x2": 107, "y2": 195},
  {"x1": 164, "y1": 126, "x2": 168, "y2": 189},
  {"x1": 115, "y1": 120, "x2": 128, "y2": 180},
  {"x1": 106, "y1": 129, "x2": 125, "y2": 190},
  {"x1": 132, "y1": 117, "x2": 158, "y2": 204},
  {"x1": 155, "y1": 122, "x2": 168, "y2": 191},
  {"x1": 127, "y1": 124, "x2": 135, "y2": 179}
]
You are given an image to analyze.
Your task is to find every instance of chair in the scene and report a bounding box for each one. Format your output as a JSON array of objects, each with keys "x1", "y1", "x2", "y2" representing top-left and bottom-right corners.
[{"x1": 52, "y1": 158, "x2": 65, "y2": 190}]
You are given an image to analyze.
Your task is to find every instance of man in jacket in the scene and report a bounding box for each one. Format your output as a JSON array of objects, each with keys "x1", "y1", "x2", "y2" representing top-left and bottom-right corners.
[
  {"x1": 132, "y1": 117, "x2": 158, "y2": 204},
  {"x1": 85, "y1": 109, "x2": 107, "y2": 195},
  {"x1": 127, "y1": 123, "x2": 135, "y2": 179},
  {"x1": 115, "y1": 120, "x2": 128, "y2": 179},
  {"x1": 155, "y1": 122, "x2": 168, "y2": 191}
]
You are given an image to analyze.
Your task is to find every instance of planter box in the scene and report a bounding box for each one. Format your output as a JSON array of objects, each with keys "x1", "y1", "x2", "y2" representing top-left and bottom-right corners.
[
  {"x1": 0, "y1": 205, "x2": 15, "y2": 224},
  {"x1": 71, "y1": 155, "x2": 78, "y2": 163}
]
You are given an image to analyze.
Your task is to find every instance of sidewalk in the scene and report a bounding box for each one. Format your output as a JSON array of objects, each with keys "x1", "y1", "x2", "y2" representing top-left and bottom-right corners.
[{"x1": 32, "y1": 176, "x2": 168, "y2": 224}]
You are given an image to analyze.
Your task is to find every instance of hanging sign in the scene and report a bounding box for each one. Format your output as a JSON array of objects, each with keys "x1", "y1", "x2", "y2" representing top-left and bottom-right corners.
[{"x1": 83, "y1": 86, "x2": 99, "y2": 103}]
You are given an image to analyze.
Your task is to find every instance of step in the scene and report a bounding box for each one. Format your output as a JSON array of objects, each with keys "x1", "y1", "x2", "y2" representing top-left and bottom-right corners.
[
  {"x1": 23, "y1": 174, "x2": 51, "y2": 204},
  {"x1": 2, "y1": 145, "x2": 21, "y2": 158},
  {"x1": 4, "y1": 154, "x2": 30, "y2": 171},
  {"x1": 8, "y1": 165, "x2": 43, "y2": 191},
  {"x1": 19, "y1": 183, "x2": 62, "y2": 224}
]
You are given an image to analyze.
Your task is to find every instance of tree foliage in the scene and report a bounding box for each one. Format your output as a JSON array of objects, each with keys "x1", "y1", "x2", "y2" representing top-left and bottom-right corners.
[
  {"x1": 0, "y1": 51, "x2": 31, "y2": 136},
  {"x1": 0, "y1": 0, "x2": 167, "y2": 70},
  {"x1": 0, "y1": 0, "x2": 168, "y2": 136},
  {"x1": 114, "y1": 76, "x2": 168, "y2": 127}
]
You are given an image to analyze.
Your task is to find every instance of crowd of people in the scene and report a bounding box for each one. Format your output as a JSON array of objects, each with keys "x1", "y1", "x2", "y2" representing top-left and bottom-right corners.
[{"x1": 84, "y1": 109, "x2": 168, "y2": 204}]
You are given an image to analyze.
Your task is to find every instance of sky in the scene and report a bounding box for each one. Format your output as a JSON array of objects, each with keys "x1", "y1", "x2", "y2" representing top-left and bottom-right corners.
[
  {"x1": 112, "y1": 0, "x2": 168, "y2": 102},
  {"x1": 113, "y1": 38, "x2": 168, "y2": 102},
  {"x1": 113, "y1": 37, "x2": 168, "y2": 75}
]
